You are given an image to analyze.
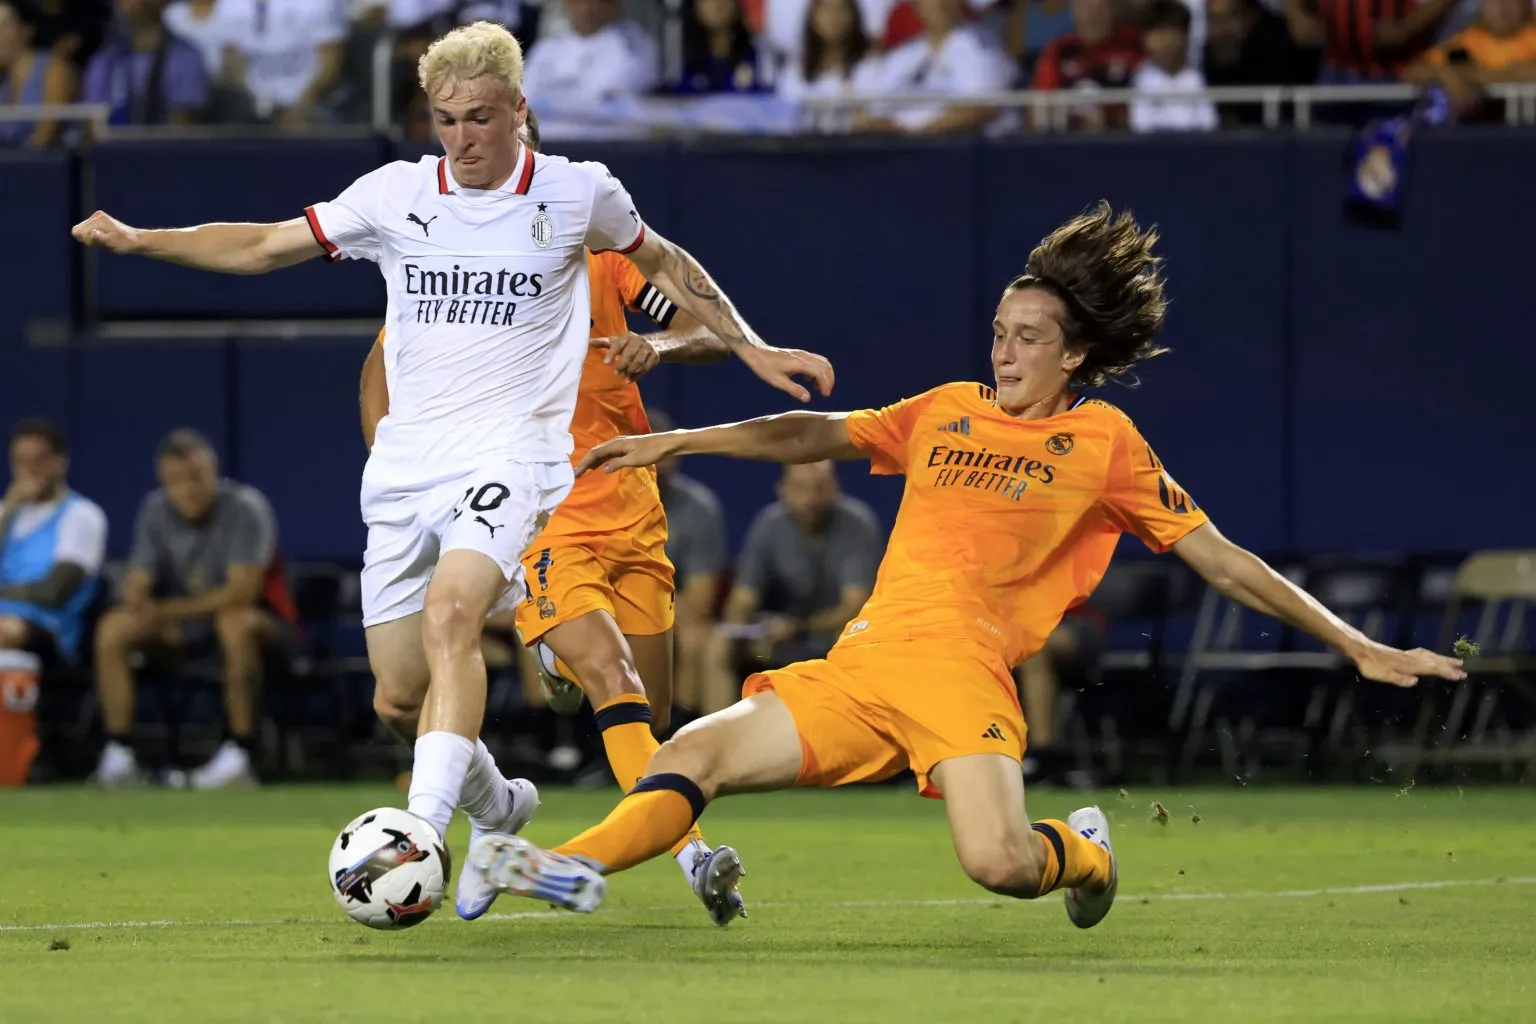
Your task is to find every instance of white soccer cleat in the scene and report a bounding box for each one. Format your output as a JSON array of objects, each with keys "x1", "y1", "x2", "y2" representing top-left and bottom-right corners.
[
  {"x1": 691, "y1": 845, "x2": 748, "y2": 927},
  {"x1": 189, "y1": 740, "x2": 258, "y2": 790},
  {"x1": 468, "y1": 834, "x2": 607, "y2": 914},
  {"x1": 455, "y1": 778, "x2": 541, "y2": 920},
  {"x1": 516, "y1": 628, "x2": 584, "y2": 715},
  {"x1": 1063, "y1": 805, "x2": 1118, "y2": 929}
]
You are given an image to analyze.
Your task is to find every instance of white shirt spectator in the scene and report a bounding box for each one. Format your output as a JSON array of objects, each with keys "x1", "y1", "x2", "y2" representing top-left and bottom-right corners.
[
  {"x1": 217, "y1": 0, "x2": 348, "y2": 111},
  {"x1": 380, "y1": 0, "x2": 529, "y2": 30},
  {"x1": 521, "y1": 20, "x2": 659, "y2": 110},
  {"x1": 164, "y1": 1, "x2": 228, "y2": 77},
  {"x1": 1129, "y1": 62, "x2": 1218, "y2": 132},
  {"x1": 763, "y1": 0, "x2": 894, "y2": 58},
  {"x1": 776, "y1": 55, "x2": 884, "y2": 131},
  {"x1": 872, "y1": 24, "x2": 1015, "y2": 132}
]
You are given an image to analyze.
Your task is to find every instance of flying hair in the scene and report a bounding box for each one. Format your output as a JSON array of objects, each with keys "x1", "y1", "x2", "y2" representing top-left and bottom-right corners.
[
  {"x1": 1010, "y1": 200, "x2": 1170, "y2": 388},
  {"x1": 418, "y1": 21, "x2": 525, "y2": 103}
]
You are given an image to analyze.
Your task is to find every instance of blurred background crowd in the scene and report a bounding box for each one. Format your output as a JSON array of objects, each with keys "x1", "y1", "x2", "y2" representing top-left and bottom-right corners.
[{"x1": 2, "y1": 0, "x2": 1535, "y2": 144}]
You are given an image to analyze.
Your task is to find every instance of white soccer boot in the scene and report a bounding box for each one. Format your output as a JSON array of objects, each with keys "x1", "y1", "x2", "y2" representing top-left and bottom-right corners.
[
  {"x1": 455, "y1": 778, "x2": 541, "y2": 920},
  {"x1": 90, "y1": 741, "x2": 142, "y2": 789},
  {"x1": 528, "y1": 635, "x2": 584, "y2": 716},
  {"x1": 690, "y1": 845, "x2": 748, "y2": 927},
  {"x1": 1063, "y1": 805, "x2": 1118, "y2": 929},
  {"x1": 189, "y1": 740, "x2": 258, "y2": 790},
  {"x1": 467, "y1": 834, "x2": 607, "y2": 914}
]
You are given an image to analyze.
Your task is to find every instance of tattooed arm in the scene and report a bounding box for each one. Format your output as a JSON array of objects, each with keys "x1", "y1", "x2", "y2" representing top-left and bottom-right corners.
[{"x1": 625, "y1": 230, "x2": 835, "y2": 403}]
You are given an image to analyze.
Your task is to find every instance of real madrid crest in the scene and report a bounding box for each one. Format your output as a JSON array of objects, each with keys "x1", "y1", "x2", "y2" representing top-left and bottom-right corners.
[{"x1": 531, "y1": 202, "x2": 553, "y2": 249}]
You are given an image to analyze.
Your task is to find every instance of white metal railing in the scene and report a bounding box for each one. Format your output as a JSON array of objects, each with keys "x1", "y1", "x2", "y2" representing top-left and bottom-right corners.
[
  {"x1": 0, "y1": 102, "x2": 112, "y2": 137},
  {"x1": 803, "y1": 83, "x2": 1536, "y2": 131}
]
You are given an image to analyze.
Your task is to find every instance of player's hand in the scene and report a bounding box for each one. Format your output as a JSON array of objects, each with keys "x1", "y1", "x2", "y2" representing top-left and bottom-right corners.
[
  {"x1": 591, "y1": 332, "x2": 660, "y2": 382},
  {"x1": 737, "y1": 346, "x2": 835, "y2": 404},
  {"x1": 576, "y1": 432, "x2": 678, "y2": 476},
  {"x1": 72, "y1": 211, "x2": 143, "y2": 254},
  {"x1": 1349, "y1": 641, "x2": 1466, "y2": 688}
]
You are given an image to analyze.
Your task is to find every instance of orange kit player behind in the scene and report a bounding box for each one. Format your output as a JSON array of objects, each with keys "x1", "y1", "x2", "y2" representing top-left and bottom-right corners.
[
  {"x1": 361, "y1": 113, "x2": 756, "y2": 927},
  {"x1": 463, "y1": 201, "x2": 1468, "y2": 925}
]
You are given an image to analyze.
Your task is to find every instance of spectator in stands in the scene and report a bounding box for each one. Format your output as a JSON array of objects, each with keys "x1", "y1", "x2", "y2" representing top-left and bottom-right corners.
[
  {"x1": 776, "y1": 0, "x2": 883, "y2": 130},
  {"x1": 0, "y1": 419, "x2": 107, "y2": 786},
  {"x1": 761, "y1": 0, "x2": 890, "y2": 62},
  {"x1": 520, "y1": 0, "x2": 659, "y2": 116},
  {"x1": 723, "y1": 461, "x2": 880, "y2": 668},
  {"x1": 675, "y1": 0, "x2": 773, "y2": 94},
  {"x1": 216, "y1": 0, "x2": 347, "y2": 125},
  {"x1": 648, "y1": 409, "x2": 732, "y2": 715},
  {"x1": 1030, "y1": 0, "x2": 1143, "y2": 130},
  {"x1": 1290, "y1": 0, "x2": 1457, "y2": 85},
  {"x1": 1404, "y1": 0, "x2": 1536, "y2": 117},
  {"x1": 92, "y1": 429, "x2": 298, "y2": 790},
  {"x1": 853, "y1": 0, "x2": 1017, "y2": 134},
  {"x1": 1005, "y1": 0, "x2": 1077, "y2": 75},
  {"x1": 1130, "y1": 0, "x2": 1218, "y2": 131},
  {"x1": 0, "y1": 0, "x2": 77, "y2": 147},
  {"x1": 82, "y1": 0, "x2": 211, "y2": 128},
  {"x1": 30, "y1": 0, "x2": 113, "y2": 72},
  {"x1": 1204, "y1": 0, "x2": 1315, "y2": 125},
  {"x1": 163, "y1": 1, "x2": 225, "y2": 80}
]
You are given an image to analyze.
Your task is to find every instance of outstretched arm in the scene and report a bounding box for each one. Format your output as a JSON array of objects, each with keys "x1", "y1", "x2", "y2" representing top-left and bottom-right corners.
[
  {"x1": 1172, "y1": 523, "x2": 1466, "y2": 687},
  {"x1": 577, "y1": 411, "x2": 863, "y2": 475},
  {"x1": 71, "y1": 212, "x2": 325, "y2": 275},
  {"x1": 625, "y1": 230, "x2": 835, "y2": 403}
]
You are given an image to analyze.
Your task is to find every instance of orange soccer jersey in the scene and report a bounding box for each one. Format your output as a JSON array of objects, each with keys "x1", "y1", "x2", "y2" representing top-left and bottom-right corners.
[
  {"x1": 840, "y1": 382, "x2": 1210, "y2": 670},
  {"x1": 545, "y1": 250, "x2": 677, "y2": 537}
]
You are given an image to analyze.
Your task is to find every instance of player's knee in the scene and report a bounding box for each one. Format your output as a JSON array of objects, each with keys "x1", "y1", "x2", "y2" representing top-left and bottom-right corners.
[
  {"x1": 372, "y1": 687, "x2": 421, "y2": 742},
  {"x1": 420, "y1": 595, "x2": 482, "y2": 656},
  {"x1": 958, "y1": 836, "x2": 1046, "y2": 897},
  {"x1": 213, "y1": 607, "x2": 264, "y2": 648},
  {"x1": 575, "y1": 651, "x2": 645, "y2": 707},
  {"x1": 647, "y1": 727, "x2": 719, "y2": 797}
]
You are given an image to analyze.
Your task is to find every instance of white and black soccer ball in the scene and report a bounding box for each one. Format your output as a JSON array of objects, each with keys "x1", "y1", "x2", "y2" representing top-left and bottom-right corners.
[{"x1": 328, "y1": 807, "x2": 449, "y2": 929}]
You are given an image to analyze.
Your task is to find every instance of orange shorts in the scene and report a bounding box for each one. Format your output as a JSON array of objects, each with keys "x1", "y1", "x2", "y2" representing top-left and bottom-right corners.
[
  {"x1": 514, "y1": 501, "x2": 675, "y2": 644},
  {"x1": 742, "y1": 638, "x2": 1026, "y2": 799}
]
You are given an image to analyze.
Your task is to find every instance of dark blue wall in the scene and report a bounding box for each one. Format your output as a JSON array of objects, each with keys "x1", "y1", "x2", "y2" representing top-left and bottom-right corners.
[{"x1": 2, "y1": 131, "x2": 1531, "y2": 561}]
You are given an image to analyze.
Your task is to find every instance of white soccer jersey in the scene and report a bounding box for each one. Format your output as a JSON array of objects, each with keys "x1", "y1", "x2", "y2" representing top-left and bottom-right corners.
[{"x1": 305, "y1": 144, "x2": 646, "y2": 485}]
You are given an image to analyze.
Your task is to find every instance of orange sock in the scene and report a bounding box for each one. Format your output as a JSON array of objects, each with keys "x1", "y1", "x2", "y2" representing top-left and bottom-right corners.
[
  {"x1": 1031, "y1": 819, "x2": 1111, "y2": 896},
  {"x1": 591, "y1": 694, "x2": 707, "y2": 858},
  {"x1": 555, "y1": 774, "x2": 706, "y2": 873}
]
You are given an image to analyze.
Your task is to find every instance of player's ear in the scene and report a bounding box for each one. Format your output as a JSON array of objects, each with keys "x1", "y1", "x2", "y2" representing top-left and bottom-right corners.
[{"x1": 1062, "y1": 343, "x2": 1087, "y2": 375}]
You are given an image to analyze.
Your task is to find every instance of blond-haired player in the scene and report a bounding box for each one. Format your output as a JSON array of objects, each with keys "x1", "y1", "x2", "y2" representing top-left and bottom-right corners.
[{"x1": 72, "y1": 22, "x2": 834, "y2": 916}]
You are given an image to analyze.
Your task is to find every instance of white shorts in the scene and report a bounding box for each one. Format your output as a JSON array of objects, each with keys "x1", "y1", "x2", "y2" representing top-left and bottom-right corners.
[{"x1": 360, "y1": 460, "x2": 574, "y2": 628}]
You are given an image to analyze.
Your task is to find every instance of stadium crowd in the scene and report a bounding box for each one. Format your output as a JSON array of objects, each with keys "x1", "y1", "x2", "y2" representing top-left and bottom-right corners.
[{"x1": 1, "y1": 0, "x2": 1534, "y2": 141}]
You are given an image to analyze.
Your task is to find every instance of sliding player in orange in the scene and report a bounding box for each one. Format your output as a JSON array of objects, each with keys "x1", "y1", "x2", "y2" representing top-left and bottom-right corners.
[
  {"x1": 361, "y1": 113, "x2": 782, "y2": 926},
  {"x1": 465, "y1": 201, "x2": 1468, "y2": 925}
]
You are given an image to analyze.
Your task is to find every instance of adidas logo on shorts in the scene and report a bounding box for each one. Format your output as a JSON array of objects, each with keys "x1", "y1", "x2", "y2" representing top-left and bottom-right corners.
[{"x1": 981, "y1": 723, "x2": 1006, "y2": 740}]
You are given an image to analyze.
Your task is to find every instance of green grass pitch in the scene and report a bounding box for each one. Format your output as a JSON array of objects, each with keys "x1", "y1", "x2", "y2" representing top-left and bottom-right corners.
[{"x1": 3, "y1": 784, "x2": 1534, "y2": 1022}]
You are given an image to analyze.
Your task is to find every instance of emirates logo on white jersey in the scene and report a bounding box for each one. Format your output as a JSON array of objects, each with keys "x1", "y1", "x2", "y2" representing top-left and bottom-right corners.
[{"x1": 531, "y1": 203, "x2": 553, "y2": 249}]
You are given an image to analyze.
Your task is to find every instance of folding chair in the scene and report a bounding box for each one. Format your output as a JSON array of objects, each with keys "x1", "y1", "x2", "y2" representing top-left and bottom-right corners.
[{"x1": 1392, "y1": 550, "x2": 1536, "y2": 782}]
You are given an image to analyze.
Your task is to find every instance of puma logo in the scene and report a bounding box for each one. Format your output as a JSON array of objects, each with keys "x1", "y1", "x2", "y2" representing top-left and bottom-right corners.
[
  {"x1": 407, "y1": 213, "x2": 438, "y2": 236},
  {"x1": 475, "y1": 516, "x2": 502, "y2": 538}
]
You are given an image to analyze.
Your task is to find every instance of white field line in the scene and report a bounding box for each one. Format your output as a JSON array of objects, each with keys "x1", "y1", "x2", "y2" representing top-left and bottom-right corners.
[{"x1": 2, "y1": 876, "x2": 1532, "y2": 935}]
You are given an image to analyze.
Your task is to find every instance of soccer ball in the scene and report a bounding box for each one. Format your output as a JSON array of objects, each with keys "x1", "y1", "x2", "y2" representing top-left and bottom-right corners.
[{"x1": 328, "y1": 807, "x2": 449, "y2": 929}]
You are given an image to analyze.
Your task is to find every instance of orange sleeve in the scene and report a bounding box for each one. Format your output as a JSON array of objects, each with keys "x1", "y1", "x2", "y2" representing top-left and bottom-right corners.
[
  {"x1": 844, "y1": 386, "x2": 945, "y2": 476},
  {"x1": 376, "y1": 325, "x2": 385, "y2": 346},
  {"x1": 1421, "y1": 43, "x2": 1449, "y2": 68},
  {"x1": 1102, "y1": 420, "x2": 1209, "y2": 553},
  {"x1": 598, "y1": 250, "x2": 648, "y2": 308}
]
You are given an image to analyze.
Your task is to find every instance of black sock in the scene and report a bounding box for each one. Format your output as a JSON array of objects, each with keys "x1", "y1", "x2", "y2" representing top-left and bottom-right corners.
[
  {"x1": 224, "y1": 731, "x2": 256, "y2": 755},
  {"x1": 105, "y1": 732, "x2": 136, "y2": 756}
]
